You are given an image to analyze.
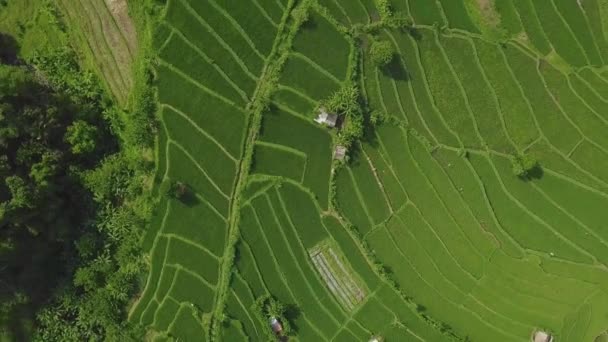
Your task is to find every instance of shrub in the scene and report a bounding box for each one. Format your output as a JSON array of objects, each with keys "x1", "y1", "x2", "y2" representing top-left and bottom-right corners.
[
  {"x1": 511, "y1": 154, "x2": 539, "y2": 178},
  {"x1": 159, "y1": 178, "x2": 188, "y2": 199},
  {"x1": 369, "y1": 40, "x2": 395, "y2": 67}
]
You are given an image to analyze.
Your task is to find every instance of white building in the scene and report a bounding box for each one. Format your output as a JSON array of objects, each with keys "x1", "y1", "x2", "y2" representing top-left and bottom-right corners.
[{"x1": 315, "y1": 107, "x2": 338, "y2": 128}]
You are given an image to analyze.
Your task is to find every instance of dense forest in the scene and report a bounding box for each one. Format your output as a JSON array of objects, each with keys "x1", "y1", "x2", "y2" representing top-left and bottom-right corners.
[{"x1": 0, "y1": 1, "x2": 156, "y2": 340}]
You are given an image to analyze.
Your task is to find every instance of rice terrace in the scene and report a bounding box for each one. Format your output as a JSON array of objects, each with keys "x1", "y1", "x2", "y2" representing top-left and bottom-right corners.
[{"x1": 126, "y1": 0, "x2": 608, "y2": 341}]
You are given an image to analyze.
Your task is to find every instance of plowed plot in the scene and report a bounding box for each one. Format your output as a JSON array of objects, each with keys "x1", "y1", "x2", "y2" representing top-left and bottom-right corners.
[{"x1": 137, "y1": 0, "x2": 608, "y2": 341}]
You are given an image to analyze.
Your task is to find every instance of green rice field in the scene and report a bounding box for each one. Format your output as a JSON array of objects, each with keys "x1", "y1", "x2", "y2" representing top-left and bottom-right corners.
[{"x1": 130, "y1": 0, "x2": 608, "y2": 340}]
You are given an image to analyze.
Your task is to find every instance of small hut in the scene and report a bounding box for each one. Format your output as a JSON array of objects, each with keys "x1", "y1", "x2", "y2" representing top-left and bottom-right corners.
[
  {"x1": 532, "y1": 330, "x2": 554, "y2": 342},
  {"x1": 369, "y1": 336, "x2": 383, "y2": 342},
  {"x1": 333, "y1": 145, "x2": 347, "y2": 160},
  {"x1": 315, "y1": 107, "x2": 338, "y2": 128},
  {"x1": 269, "y1": 317, "x2": 283, "y2": 334}
]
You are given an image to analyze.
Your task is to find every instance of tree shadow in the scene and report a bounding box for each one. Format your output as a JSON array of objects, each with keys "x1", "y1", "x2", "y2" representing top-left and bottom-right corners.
[
  {"x1": 178, "y1": 186, "x2": 200, "y2": 207},
  {"x1": 407, "y1": 26, "x2": 423, "y2": 41},
  {"x1": 0, "y1": 33, "x2": 21, "y2": 65},
  {"x1": 284, "y1": 303, "x2": 301, "y2": 334},
  {"x1": 380, "y1": 57, "x2": 409, "y2": 81},
  {"x1": 521, "y1": 165, "x2": 544, "y2": 181}
]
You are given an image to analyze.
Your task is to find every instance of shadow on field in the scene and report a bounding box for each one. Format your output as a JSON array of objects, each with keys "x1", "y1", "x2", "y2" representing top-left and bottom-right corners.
[
  {"x1": 380, "y1": 57, "x2": 409, "y2": 81},
  {"x1": 0, "y1": 33, "x2": 21, "y2": 64},
  {"x1": 521, "y1": 165, "x2": 544, "y2": 181},
  {"x1": 285, "y1": 303, "x2": 301, "y2": 334},
  {"x1": 299, "y1": 13, "x2": 317, "y2": 31},
  {"x1": 178, "y1": 185, "x2": 200, "y2": 207}
]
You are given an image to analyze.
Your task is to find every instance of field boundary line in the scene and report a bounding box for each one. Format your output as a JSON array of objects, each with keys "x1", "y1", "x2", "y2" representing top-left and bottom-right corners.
[
  {"x1": 166, "y1": 263, "x2": 217, "y2": 290},
  {"x1": 535, "y1": 60, "x2": 608, "y2": 155},
  {"x1": 547, "y1": 0, "x2": 593, "y2": 66},
  {"x1": 273, "y1": 101, "x2": 316, "y2": 121},
  {"x1": 386, "y1": 64, "x2": 411, "y2": 125},
  {"x1": 229, "y1": 289, "x2": 262, "y2": 339},
  {"x1": 565, "y1": 76, "x2": 608, "y2": 126},
  {"x1": 175, "y1": 0, "x2": 261, "y2": 79},
  {"x1": 208, "y1": 0, "x2": 267, "y2": 60},
  {"x1": 404, "y1": 131, "x2": 488, "y2": 270},
  {"x1": 208, "y1": 1, "x2": 305, "y2": 338},
  {"x1": 345, "y1": 166, "x2": 377, "y2": 227},
  {"x1": 163, "y1": 104, "x2": 240, "y2": 162},
  {"x1": 456, "y1": 152, "x2": 526, "y2": 256},
  {"x1": 272, "y1": 189, "x2": 359, "y2": 314},
  {"x1": 567, "y1": 138, "x2": 585, "y2": 158},
  {"x1": 573, "y1": 0, "x2": 607, "y2": 65},
  {"x1": 410, "y1": 31, "x2": 464, "y2": 148},
  {"x1": 434, "y1": 32, "x2": 487, "y2": 150},
  {"x1": 384, "y1": 29, "x2": 443, "y2": 145},
  {"x1": 498, "y1": 46, "x2": 608, "y2": 189},
  {"x1": 541, "y1": 168, "x2": 608, "y2": 200},
  {"x1": 274, "y1": 0, "x2": 286, "y2": 11},
  {"x1": 372, "y1": 68, "x2": 390, "y2": 117},
  {"x1": 238, "y1": 238, "x2": 272, "y2": 294},
  {"x1": 371, "y1": 130, "x2": 413, "y2": 197},
  {"x1": 484, "y1": 155, "x2": 598, "y2": 264},
  {"x1": 263, "y1": 193, "x2": 348, "y2": 322},
  {"x1": 466, "y1": 36, "x2": 520, "y2": 152},
  {"x1": 58, "y1": 0, "x2": 128, "y2": 102},
  {"x1": 167, "y1": 140, "x2": 232, "y2": 199},
  {"x1": 245, "y1": 204, "x2": 331, "y2": 339},
  {"x1": 530, "y1": 182, "x2": 608, "y2": 252},
  {"x1": 75, "y1": 0, "x2": 131, "y2": 92},
  {"x1": 276, "y1": 84, "x2": 318, "y2": 105},
  {"x1": 290, "y1": 52, "x2": 343, "y2": 84},
  {"x1": 572, "y1": 73, "x2": 608, "y2": 103},
  {"x1": 326, "y1": 0, "x2": 353, "y2": 26},
  {"x1": 373, "y1": 298, "x2": 427, "y2": 342},
  {"x1": 360, "y1": 146, "x2": 395, "y2": 213},
  {"x1": 254, "y1": 141, "x2": 308, "y2": 159},
  {"x1": 161, "y1": 26, "x2": 252, "y2": 102},
  {"x1": 89, "y1": 0, "x2": 135, "y2": 59},
  {"x1": 161, "y1": 233, "x2": 222, "y2": 261},
  {"x1": 98, "y1": 0, "x2": 137, "y2": 57},
  {"x1": 381, "y1": 224, "x2": 522, "y2": 341},
  {"x1": 129, "y1": 204, "x2": 171, "y2": 321},
  {"x1": 251, "y1": 0, "x2": 280, "y2": 27},
  {"x1": 157, "y1": 60, "x2": 245, "y2": 113}
]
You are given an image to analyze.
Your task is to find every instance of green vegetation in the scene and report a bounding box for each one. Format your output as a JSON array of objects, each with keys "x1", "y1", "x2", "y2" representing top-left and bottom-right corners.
[
  {"x1": 369, "y1": 40, "x2": 396, "y2": 67},
  {"x1": 0, "y1": 0, "x2": 155, "y2": 340},
  {"x1": 3, "y1": 0, "x2": 608, "y2": 341}
]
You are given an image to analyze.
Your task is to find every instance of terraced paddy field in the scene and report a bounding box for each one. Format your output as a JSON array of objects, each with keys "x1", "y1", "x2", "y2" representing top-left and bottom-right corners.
[{"x1": 130, "y1": 0, "x2": 608, "y2": 340}]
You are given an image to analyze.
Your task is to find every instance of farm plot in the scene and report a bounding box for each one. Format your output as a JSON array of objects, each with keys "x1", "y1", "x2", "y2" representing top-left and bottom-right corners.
[
  {"x1": 334, "y1": 17, "x2": 608, "y2": 342},
  {"x1": 228, "y1": 180, "x2": 450, "y2": 341},
  {"x1": 273, "y1": 10, "x2": 352, "y2": 116},
  {"x1": 138, "y1": 0, "x2": 608, "y2": 341},
  {"x1": 131, "y1": 0, "x2": 288, "y2": 339},
  {"x1": 57, "y1": 0, "x2": 137, "y2": 105},
  {"x1": 308, "y1": 240, "x2": 367, "y2": 311}
]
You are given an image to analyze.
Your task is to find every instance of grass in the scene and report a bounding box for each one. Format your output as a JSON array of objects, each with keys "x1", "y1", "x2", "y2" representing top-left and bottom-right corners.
[
  {"x1": 129, "y1": 0, "x2": 608, "y2": 340},
  {"x1": 163, "y1": 199, "x2": 227, "y2": 256},
  {"x1": 251, "y1": 142, "x2": 307, "y2": 181},
  {"x1": 170, "y1": 269, "x2": 216, "y2": 312},
  {"x1": 165, "y1": 238, "x2": 221, "y2": 284},
  {"x1": 511, "y1": 0, "x2": 552, "y2": 54},
  {"x1": 259, "y1": 106, "x2": 333, "y2": 208},
  {"x1": 503, "y1": 45, "x2": 582, "y2": 154},
  {"x1": 409, "y1": 0, "x2": 444, "y2": 26},
  {"x1": 436, "y1": 0, "x2": 479, "y2": 32},
  {"x1": 417, "y1": 29, "x2": 482, "y2": 148},
  {"x1": 530, "y1": 0, "x2": 589, "y2": 67},
  {"x1": 292, "y1": 11, "x2": 351, "y2": 80}
]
